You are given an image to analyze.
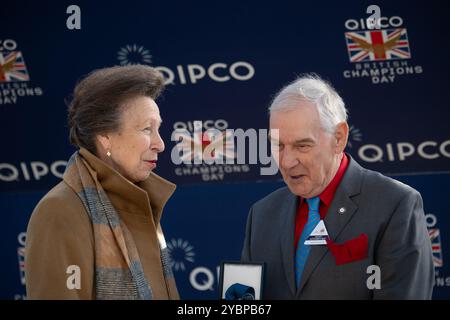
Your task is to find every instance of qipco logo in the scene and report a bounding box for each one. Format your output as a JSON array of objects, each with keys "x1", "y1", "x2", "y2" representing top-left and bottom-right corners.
[
  {"x1": 155, "y1": 61, "x2": 255, "y2": 85},
  {"x1": 0, "y1": 161, "x2": 67, "y2": 182},
  {"x1": 17, "y1": 232, "x2": 26, "y2": 247},
  {"x1": 189, "y1": 266, "x2": 220, "y2": 292},
  {"x1": 425, "y1": 214, "x2": 438, "y2": 229},
  {"x1": 173, "y1": 119, "x2": 228, "y2": 132},
  {"x1": 357, "y1": 140, "x2": 450, "y2": 163},
  {"x1": 344, "y1": 16, "x2": 403, "y2": 31},
  {"x1": 0, "y1": 39, "x2": 18, "y2": 51}
]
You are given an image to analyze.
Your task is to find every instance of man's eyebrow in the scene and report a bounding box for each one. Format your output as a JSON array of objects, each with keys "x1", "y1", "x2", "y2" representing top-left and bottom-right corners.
[
  {"x1": 268, "y1": 136, "x2": 315, "y2": 144},
  {"x1": 293, "y1": 138, "x2": 315, "y2": 144}
]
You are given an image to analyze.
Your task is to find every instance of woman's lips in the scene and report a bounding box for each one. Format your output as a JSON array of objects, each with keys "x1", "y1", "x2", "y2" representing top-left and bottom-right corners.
[{"x1": 144, "y1": 160, "x2": 157, "y2": 169}]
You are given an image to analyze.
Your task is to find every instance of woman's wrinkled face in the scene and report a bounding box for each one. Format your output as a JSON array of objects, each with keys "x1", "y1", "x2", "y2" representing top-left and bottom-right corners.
[{"x1": 99, "y1": 96, "x2": 165, "y2": 183}]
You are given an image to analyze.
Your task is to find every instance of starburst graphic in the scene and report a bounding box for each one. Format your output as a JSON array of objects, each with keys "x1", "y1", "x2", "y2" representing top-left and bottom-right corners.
[
  {"x1": 167, "y1": 238, "x2": 195, "y2": 271},
  {"x1": 117, "y1": 44, "x2": 152, "y2": 66},
  {"x1": 347, "y1": 125, "x2": 363, "y2": 148}
]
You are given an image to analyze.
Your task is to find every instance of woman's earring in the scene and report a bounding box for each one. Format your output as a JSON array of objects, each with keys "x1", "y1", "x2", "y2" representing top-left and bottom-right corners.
[{"x1": 107, "y1": 151, "x2": 111, "y2": 157}]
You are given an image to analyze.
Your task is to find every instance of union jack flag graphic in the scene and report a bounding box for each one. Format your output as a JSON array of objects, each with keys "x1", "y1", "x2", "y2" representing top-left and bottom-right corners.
[
  {"x1": 345, "y1": 28, "x2": 411, "y2": 62},
  {"x1": 17, "y1": 247, "x2": 26, "y2": 285},
  {"x1": 174, "y1": 129, "x2": 236, "y2": 163},
  {"x1": 0, "y1": 51, "x2": 30, "y2": 82},
  {"x1": 429, "y1": 229, "x2": 443, "y2": 267}
]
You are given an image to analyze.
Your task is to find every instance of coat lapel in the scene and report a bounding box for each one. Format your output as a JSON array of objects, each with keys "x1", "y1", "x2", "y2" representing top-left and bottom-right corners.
[
  {"x1": 279, "y1": 191, "x2": 298, "y2": 297},
  {"x1": 296, "y1": 155, "x2": 364, "y2": 296}
]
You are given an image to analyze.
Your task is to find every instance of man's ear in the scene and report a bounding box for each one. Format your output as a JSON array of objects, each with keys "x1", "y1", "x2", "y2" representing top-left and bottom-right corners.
[{"x1": 334, "y1": 122, "x2": 349, "y2": 153}]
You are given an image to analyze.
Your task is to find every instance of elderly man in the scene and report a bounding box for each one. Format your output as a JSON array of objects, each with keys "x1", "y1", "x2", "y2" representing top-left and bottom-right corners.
[{"x1": 241, "y1": 74, "x2": 434, "y2": 299}]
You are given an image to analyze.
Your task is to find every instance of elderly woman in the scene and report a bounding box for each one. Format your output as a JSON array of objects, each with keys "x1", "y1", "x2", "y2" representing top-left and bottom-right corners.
[{"x1": 25, "y1": 65, "x2": 179, "y2": 300}]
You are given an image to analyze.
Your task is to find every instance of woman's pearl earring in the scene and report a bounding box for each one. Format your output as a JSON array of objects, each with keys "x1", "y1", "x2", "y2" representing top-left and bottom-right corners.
[{"x1": 107, "y1": 151, "x2": 111, "y2": 157}]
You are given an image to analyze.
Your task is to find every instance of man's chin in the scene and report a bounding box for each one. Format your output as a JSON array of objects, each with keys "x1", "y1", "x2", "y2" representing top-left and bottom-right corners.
[{"x1": 286, "y1": 183, "x2": 314, "y2": 198}]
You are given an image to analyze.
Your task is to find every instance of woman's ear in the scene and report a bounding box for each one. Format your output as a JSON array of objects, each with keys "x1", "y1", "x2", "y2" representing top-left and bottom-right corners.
[
  {"x1": 96, "y1": 133, "x2": 111, "y2": 153},
  {"x1": 334, "y1": 122, "x2": 349, "y2": 153}
]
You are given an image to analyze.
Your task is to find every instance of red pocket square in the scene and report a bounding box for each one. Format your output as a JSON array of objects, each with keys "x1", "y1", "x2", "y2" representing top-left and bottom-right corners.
[{"x1": 326, "y1": 233, "x2": 368, "y2": 266}]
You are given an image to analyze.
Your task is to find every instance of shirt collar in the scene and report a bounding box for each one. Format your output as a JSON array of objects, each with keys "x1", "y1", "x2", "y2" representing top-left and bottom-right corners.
[{"x1": 319, "y1": 153, "x2": 349, "y2": 207}]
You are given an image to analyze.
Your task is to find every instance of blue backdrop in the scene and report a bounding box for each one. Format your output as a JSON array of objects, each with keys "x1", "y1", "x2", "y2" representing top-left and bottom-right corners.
[{"x1": 1, "y1": 0, "x2": 449, "y2": 299}]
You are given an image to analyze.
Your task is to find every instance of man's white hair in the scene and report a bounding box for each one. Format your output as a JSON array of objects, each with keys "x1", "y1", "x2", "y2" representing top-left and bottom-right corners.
[{"x1": 269, "y1": 74, "x2": 348, "y2": 133}]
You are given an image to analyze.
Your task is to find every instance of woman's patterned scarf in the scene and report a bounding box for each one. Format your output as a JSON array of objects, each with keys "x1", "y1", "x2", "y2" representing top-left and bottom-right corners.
[{"x1": 63, "y1": 151, "x2": 176, "y2": 299}]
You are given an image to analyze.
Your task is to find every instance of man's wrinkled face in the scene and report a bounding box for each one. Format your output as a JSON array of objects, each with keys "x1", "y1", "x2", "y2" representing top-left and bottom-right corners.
[{"x1": 270, "y1": 100, "x2": 341, "y2": 198}]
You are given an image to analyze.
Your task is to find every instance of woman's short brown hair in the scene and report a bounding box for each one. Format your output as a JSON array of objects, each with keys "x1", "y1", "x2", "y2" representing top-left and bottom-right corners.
[{"x1": 67, "y1": 64, "x2": 165, "y2": 154}]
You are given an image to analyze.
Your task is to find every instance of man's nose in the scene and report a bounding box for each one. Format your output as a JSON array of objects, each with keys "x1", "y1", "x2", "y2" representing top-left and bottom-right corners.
[{"x1": 280, "y1": 150, "x2": 299, "y2": 170}]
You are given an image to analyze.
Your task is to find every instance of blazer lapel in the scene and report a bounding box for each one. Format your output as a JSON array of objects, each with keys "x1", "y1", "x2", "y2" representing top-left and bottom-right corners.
[
  {"x1": 279, "y1": 191, "x2": 298, "y2": 297},
  {"x1": 296, "y1": 155, "x2": 364, "y2": 296}
]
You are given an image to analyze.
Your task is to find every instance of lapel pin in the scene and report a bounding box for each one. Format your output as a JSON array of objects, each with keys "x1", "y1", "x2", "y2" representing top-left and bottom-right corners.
[{"x1": 338, "y1": 207, "x2": 346, "y2": 214}]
